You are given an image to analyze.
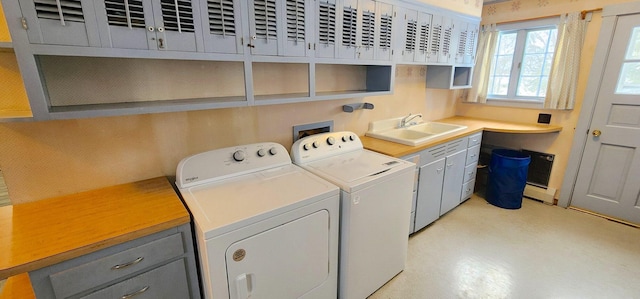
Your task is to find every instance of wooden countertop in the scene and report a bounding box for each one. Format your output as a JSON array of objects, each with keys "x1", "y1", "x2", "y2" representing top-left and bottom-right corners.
[
  {"x1": 361, "y1": 116, "x2": 563, "y2": 158},
  {"x1": 0, "y1": 177, "x2": 190, "y2": 280}
]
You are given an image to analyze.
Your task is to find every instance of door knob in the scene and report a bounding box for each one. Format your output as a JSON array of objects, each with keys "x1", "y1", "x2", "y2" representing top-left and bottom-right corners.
[{"x1": 592, "y1": 129, "x2": 602, "y2": 137}]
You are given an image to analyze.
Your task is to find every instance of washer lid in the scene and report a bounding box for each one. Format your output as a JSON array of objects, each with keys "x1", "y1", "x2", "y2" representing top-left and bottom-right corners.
[
  {"x1": 179, "y1": 164, "x2": 339, "y2": 239},
  {"x1": 305, "y1": 150, "x2": 402, "y2": 183}
]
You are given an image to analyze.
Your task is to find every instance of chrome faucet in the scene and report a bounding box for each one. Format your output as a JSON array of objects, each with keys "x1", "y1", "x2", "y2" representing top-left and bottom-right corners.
[{"x1": 400, "y1": 113, "x2": 422, "y2": 128}]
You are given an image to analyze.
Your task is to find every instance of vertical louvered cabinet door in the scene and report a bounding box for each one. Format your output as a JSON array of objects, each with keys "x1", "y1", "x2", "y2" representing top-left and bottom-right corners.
[
  {"x1": 336, "y1": 0, "x2": 357, "y2": 59},
  {"x1": 374, "y1": 2, "x2": 392, "y2": 61},
  {"x1": 354, "y1": 0, "x2": 374, "y2": 60},
  {"x1": 399, "y1": 8, "x2": 417, "y2": 63},
  {"x1": 248, "y1": 0, "x2": 279, "y2": 55},
  {"x1": 413, "y1": 12, "x2": 431, "y2": 63},
  {"x1": 95, "y1": 0, "x2": 154, "y2": 49},
  {"x1": 17, "y1": 0, "x2": 101, "y2": 46},
  {"x1": 315, "y1": 0, "x2": 337, "y2": 58},
  {"x1": 463, "y1": 20, "x2": 478, "y2": 65},
  {"x1": 200, "y1": 0, "x2": 243, "y2": 54},
  {"x1": 426, "y1": 13, "x2": 446, "y2": 64},
  {"x1": 282, "y1": 0, "x2": 309, "y2": 56},
  {"x1": 437, "y1": 15, "x2": 453, "y2": 64},
  {"x1": 151, "y1": 0, "x2": 201, "y2": 52}
]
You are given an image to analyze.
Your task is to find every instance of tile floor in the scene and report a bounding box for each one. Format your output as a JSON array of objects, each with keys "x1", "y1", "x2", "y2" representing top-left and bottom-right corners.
[{"x1": 369, "y1": 195, "x2": 640, "y2": 299}]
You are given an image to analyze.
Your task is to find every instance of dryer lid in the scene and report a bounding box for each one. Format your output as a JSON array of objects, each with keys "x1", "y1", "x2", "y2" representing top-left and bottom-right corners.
[{"x1": 305, "y1": 150, "x2": 403, "y2": 183}]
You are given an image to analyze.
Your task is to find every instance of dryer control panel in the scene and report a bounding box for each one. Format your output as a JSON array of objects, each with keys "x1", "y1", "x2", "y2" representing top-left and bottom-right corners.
[
  {"x1": 291, "y1": 131, "x2": 363, "y2": 163},
  {"x1": 176, "y1": 142, "x2": 291, "y2": 188}
]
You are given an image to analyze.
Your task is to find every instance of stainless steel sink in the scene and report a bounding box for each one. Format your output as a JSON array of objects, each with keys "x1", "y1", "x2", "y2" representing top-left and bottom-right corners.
[{"x1": 366, "y1": 116, "x2": 467, "y2": 146}]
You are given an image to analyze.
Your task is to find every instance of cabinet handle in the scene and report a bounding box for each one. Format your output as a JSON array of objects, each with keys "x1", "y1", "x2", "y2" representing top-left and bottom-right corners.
[
  {"x1": 112, "y1": 257, "x2": 144, "y2": 270},
  {"x1": 158, "y1": 38, "x2": 165, "y2": 49},
  {"x1": 148, "y1": 26, "x2": 154, "y2": 32},
  {"x1": 446, "y1": 163, "x2": 453, "y2": 168},
  {"x1": 121, "y1": 286, "x2": 149, "y2": 299},
  {"x1": 436, "y1": 167, "x2": 444, "y2": 173}
]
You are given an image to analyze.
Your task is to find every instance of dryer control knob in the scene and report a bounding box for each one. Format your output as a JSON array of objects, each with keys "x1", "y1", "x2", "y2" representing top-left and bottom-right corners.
[
  {"x1": 257, "y1": 149, "x2": 266, "y2": 157},
  {"x1": 327, "y1": 137, "x2": 335, "y2": 145},
  {"x1": 312, "y1": 141, "x2": 319, "y2": 148},
  {"x1": 233, "y1": 150, "x2": 246, "y2": 162},
  {"x1": 349, "y1": 135, "x2": 355, "y2": 141},
  {"x1": 303, "y1": 143, "x2": 311, "y2": 151},
  {"x1": 269, "y1": 147, "x2": 278, "y2": 155},
  {"x1": 342, "y1": 136, "x2": 348, "y2": 142}
]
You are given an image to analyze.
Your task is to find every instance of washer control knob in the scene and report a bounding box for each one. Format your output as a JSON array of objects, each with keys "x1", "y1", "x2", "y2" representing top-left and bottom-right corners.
[
  {"x1": 312, "y1": 141, "x2": 319, "y2": 148},
  {"x1": 233, "y1": 150, "x2": 246, "y2": 162},
  {"x1": 269, "y1": 147, "x2": 278, "y2": 155},
  {"x1": 342, "y1": 136, "x2": 348, "y2": 142},
  {"x1": 303, "y1": 143, "x2": 311, "y2": 151},
  {"x1": 349, "y1": 135, "x2": 355, "y2": 141},
  {"x1": 327, "y1": 137, "x2": 335, "y2": 145},
  {"x1": 257, "y1": 149, "x2": 266, "y2": 157}
]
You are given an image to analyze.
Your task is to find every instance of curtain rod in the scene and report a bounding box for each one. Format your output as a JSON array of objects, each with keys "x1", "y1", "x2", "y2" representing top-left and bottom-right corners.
[{"x1": 492, "y1": 7, "x2": 602, "y2": 25}]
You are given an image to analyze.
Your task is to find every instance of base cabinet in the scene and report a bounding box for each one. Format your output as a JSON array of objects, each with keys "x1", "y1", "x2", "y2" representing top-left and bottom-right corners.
[
  {"x1": 28, "y1": 224, "x2": 201, "y2": 299},
  {"x1": 404, "y1": 132, "x2": 482, "y2": 234}
]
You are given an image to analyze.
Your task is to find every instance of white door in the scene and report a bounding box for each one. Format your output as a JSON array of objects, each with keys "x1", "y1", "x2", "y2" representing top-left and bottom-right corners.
[{"x1": 571, "y1": 13, "x2": 640, "y2": 224}]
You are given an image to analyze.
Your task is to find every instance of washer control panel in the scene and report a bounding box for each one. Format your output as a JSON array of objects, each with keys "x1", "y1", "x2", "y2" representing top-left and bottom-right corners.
[
  {"x1": 176, "y1": 142, "x2": 290, "y2": 188},
  {"x1": 291, "y1": 131, "x2": 363, "y2": 163}
]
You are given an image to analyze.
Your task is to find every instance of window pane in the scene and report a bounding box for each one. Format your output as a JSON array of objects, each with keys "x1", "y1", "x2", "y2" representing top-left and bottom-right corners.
[
  {"x1": 490, "y1": 76, "x2": 510, "y2": 96},
  {"x1": 497, "y1": 32, "x2": 517, "y2": 55},
  {"x1": 625, "y1": 27, "x2": 640, "y2": 60},
  {"x1": 616, "y1": 62, "x2": 640, "y2": 94},
  {"x1": 525, "y1": 29, "x2": 552, "y2": 54},
  {"x1": 543, "y1": 54, "x2": 554, "y2": 74},
  {"x1": 517, "y1": 77, "x2": 541, "y2": 97},
  {"x1": 521, "y1": 53, "x2": 545, "y2": 76},
  {"x1": 494, "y1": 55, "x2": 514, "y2": 76}
]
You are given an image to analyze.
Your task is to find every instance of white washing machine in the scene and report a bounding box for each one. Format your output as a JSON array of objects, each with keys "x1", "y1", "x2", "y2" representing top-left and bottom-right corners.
[
  {"x1": 291, "y1": 132, "x2": 415, "y2": 299},
  {"x1": 176, "y1": 142, "x2": 340, "y2": 299}
]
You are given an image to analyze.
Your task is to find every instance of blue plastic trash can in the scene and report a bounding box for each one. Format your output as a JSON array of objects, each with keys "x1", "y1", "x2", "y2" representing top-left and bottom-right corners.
[{"x1": 486, "y1": 149, "x2": 531, "y2": 209}]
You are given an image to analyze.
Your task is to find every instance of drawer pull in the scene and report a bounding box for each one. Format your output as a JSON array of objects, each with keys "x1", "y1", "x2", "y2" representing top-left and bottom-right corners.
[
  {"x1": 112, "y1": 257, "x2": 144, "y2": 270},
  {"x1": 121, "y1": 286, "x2": 149, "y2": 299}
]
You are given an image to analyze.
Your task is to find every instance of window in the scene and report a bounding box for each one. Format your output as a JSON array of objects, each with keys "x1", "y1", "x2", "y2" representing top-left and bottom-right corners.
[
  {"x1": 487, "y1": 19, "x2": 558, "y2": 105},
  {"x1": 616, "y1": 26, "x2": 640, "y2": 94}
]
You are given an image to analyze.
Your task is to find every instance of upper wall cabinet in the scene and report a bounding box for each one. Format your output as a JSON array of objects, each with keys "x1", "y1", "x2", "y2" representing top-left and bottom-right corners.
[
  {"x1": 453, "y1": 18, "x2": 477, "y2": 65},
  {"x1": 397, "y1": 8, "x2": 431, "y2": 64},
  {"x1": 316, "y1": 0, "x2": 393, "y2": 61},
  {"x1": 18, "y1": 0, "x2": 101, "y2": 46},
  {"x1": 247, "y1": 0, "x2": 312, "y2": 56},
  {"x1": 425, "y1": 14, "x2": 453, "y2": 64},
  {"x1": 95, "y1": 0, "x2": 203, "y2": 52}
]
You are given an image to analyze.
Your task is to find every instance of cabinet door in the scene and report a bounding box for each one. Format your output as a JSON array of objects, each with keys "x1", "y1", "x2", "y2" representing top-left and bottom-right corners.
[
  {"x1": 454, "y1": 19, "x2": 478, "y2": 65},
  {"x1": 201, "y1": 0, "x2": 244, "y2": 54},
  {"x1": 316, "y1": 0, "x2": 337, "y2": 58},
  {"x1": 413, "y1": 11, "x2": 431, "y2": 63},
  {"x1": 440, "y1": 149, "x2": 466, "y2": 215},
  {"x1": 248, "y1": 0, "x2": 279, "y2": 55},
  {"x1": 375, "y1": 2, "x2": 393, "y2": 61},
  {"x1": 427, "y1": 14, "x2": 453, "y2": 64},
  {"x1": 414, "y1": 158, "x2": 445, "y2": 231},
  {"x1": 18, "y1": 0, "x2": 101, "y2": 46},
  {"x1": 150, "y1": 0, "x2": 201, "y2": 51},
  {"x1": 336, "y1": 0, "x2": 357, "y2": 59},
  {"x1": 282, "y1": 0, "x2": 311, "y2": 56},
  {"x1": 398, "y1": 8, "x2": 417, "y2": 62},
  {"x1": 356, "y1": 0, "x2": 375, "y2": 60}
]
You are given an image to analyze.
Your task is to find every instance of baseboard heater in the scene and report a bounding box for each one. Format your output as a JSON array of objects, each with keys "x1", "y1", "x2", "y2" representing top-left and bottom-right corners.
[{"x1": 521, "y1": 149, "x2": 555, "y2": 204}]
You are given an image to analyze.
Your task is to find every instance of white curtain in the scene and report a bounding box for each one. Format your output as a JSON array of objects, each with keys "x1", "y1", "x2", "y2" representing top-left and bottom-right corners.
[
  {"x1": 465, "y1": 24, "x2": 498, "y2": 103},
  {"x1": 544, "y1": 12, "x2": 587, "y2": 109}
]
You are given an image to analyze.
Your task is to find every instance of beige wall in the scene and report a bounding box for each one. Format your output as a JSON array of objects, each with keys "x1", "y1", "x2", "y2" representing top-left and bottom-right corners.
[
  {"x1": 0, "y1": 65, "x2": 458, "y2": 204},
  {"x1": 456, "y1": 0, "x2": 638, "y2": 198},
  {"x1": 417, "y1": 0, "x2": 482, "y2": 17}
]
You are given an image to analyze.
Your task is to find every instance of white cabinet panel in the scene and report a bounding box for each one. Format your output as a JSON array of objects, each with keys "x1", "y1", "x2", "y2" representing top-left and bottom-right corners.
[
  {"x1": 440, "y1": 149, "x2": 466, "y2": 215},
  {"x1": 414, "y1": 158, "x2": 444, "y2": 231},
  {"x1": 201, "y1": 0, "x2": 245, "y2": 54}
]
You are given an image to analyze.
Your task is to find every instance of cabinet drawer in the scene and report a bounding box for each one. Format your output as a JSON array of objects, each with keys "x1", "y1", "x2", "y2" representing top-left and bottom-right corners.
[
  {"x1": 466, "y1": 145, "x2": 480, "y2": 165},
  {"x1": 464, "y1": 163, "x2": 477, "y2": 183},
  {"x1": 80, "y1": 259, "x2": 189, "y2": 299},
  {"x1": 461, "y1": 180, "x2": 475, "y2": 201},
  {"x1": 50, "y1": 233, "x2": 185, "y2": 299},
  {"x1": 467, "y1": 133, "x2": 482, "y2": 147}
]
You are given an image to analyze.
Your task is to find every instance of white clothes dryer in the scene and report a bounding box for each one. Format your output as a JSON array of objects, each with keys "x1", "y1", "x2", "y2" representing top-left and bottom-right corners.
[
  {"x1": 291, "y1": 132, "x2": 415, "y2": 299},
  {"x1": 176, "y1": 142, "x2": 340, "y2": 299}
]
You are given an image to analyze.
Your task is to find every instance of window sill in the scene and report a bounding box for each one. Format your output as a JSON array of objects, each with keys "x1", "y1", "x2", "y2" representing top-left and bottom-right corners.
[{"x1": 485, "y1": 98, "x2": 544, "y2": 109}]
